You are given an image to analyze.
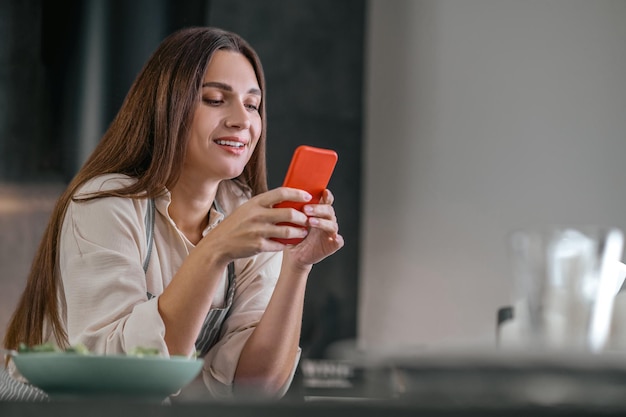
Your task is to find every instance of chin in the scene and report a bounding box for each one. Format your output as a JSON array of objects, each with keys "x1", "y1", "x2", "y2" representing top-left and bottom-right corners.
[{"x1": 224, "y1": 169, "x2": 245, "y2": 181}]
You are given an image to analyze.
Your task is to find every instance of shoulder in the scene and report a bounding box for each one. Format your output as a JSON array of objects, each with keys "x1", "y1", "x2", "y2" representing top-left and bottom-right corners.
[
  {"x1": 74, "y1": 174, "x2": 137, "y2": 197},
  {"x1": 66, "y1": 174, "x2": 147, "y2": 230}
]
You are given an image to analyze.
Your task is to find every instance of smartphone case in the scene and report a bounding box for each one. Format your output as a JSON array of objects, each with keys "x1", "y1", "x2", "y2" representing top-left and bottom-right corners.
[{"x1": 273, "y1": 145, "x2": 338, "y2": 244}]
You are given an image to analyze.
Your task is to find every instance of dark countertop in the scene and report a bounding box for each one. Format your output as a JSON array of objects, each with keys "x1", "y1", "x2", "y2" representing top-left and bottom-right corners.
[
  {"x1": 1, "y1": 398, "x2": 626, "y2": 417},
  {"x1": 6, "y1": 353, "x2": 626, "y2": 416}
]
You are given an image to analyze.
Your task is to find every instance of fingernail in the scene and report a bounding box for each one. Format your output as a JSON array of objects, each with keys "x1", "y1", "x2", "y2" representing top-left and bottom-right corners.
[{"x1": 304, "y1": 206, "x2": 314, "y2": 215}]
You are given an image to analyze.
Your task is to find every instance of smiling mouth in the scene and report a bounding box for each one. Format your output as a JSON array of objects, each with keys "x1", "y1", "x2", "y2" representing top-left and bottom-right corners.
[{"x1": 215, "y1": 139, "x2": 245, "y2": 148}]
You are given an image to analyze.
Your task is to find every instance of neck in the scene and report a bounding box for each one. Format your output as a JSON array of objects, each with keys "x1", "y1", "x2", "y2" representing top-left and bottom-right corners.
[{"x1": 168, "y1": 178, "x2": 220, "y2": 244}]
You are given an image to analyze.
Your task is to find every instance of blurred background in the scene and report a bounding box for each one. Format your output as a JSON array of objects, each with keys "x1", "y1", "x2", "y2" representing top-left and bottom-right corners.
[{"x1": 3, "y1": 0, "x2": 626, "y2": 371}]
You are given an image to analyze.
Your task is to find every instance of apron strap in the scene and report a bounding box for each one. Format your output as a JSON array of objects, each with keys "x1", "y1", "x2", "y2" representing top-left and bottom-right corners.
[
  {"x1": 143, "y1": 198, "x2": 155, "y2": 274},
  {"x1": 194, "y1": 261, "x2": 236, "y2": 356}
]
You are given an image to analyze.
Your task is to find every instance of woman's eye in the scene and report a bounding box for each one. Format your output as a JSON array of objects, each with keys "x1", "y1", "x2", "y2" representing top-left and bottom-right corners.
[
  {"x1": 203, "y1": 98, "x2": 223, "y2": 106},
  {"x1": 245, "y1": 103, "x2": 259, "y2": 112}
]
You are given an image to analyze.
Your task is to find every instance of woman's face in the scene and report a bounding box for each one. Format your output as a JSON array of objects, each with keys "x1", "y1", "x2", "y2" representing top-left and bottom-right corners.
[{"x1": 185, "y1": 50, "x2": 262, "y2": 183}]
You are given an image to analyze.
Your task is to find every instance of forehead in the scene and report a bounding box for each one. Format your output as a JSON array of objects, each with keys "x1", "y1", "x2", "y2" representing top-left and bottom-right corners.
[{"x1": 203, "y1": 50, "x2": 259, "y2": 89}]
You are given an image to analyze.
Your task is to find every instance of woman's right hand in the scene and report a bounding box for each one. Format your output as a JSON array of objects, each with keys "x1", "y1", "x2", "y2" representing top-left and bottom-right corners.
[{"x1": 196, "y1": 187, "x2": 313, "y2": 263}]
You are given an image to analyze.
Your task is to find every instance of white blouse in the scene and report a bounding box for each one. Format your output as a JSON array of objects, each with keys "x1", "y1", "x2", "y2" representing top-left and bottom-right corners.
[{"x1": 51, "y1": 173, "x2": 298, "y2": 398}]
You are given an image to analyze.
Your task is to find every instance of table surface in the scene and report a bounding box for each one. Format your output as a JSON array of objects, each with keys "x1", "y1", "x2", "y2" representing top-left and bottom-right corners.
[
  {"x1": 6, "y1": 351, "x2": 626, "y2": 416},
  {"x1": 2, "y1": 397, "x2": 626, "y2": 417}
]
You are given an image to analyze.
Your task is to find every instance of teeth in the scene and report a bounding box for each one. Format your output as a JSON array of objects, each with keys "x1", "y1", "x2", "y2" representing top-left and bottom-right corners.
[{"x1": 216, "y1": 140, "x2": 244, "y2": 147}]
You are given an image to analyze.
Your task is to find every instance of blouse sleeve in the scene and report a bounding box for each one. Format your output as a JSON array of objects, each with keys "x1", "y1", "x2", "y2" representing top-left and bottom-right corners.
[
  {"x1": 200, "y1": 251, "x2": 301, "y2": 399},
  {"x1": 59, "y1": 192, "x2": 168, "y2": 355}
]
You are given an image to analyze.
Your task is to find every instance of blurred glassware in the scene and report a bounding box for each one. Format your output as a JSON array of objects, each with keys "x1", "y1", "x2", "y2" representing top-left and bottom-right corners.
[{"x1": 502, "y1": 226, "x2": 624, "y2": 353}]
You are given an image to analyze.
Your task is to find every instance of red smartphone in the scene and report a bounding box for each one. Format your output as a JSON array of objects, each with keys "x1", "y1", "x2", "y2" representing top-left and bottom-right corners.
[{"x1": 272, "y1": 145, "x2": 338, "y2": 245}]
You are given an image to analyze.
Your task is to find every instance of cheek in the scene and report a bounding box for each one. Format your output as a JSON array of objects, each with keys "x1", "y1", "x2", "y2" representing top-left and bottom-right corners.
[
  {"x1": 193, "y1": 115, "x2": 214, "y2": 136},
  {"x1": 192, "y1": 105, "x2": 218, "y2": 133},
  {"x1": 251, "y1": 116, "x2": 263, "y2": 143}
]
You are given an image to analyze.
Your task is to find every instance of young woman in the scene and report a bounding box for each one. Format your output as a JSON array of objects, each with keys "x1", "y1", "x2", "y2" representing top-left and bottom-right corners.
[{"x1": 2, "y1": 26, "x2": 343, "y2": 399}]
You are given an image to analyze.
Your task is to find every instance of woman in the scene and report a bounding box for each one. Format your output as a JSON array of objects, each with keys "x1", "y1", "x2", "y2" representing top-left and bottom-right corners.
[{"x1": 2, "y1": 26, "x2": 343, "y2": 399}]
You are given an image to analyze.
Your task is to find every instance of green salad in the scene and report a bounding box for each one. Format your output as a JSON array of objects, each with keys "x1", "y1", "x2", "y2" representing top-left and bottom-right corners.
[
  {"x1": 17, "y1": 342, "x2": 88, "y2": 354},
  {"x1": 17, "y1": 342, "x2": 162, "y2": 357}
]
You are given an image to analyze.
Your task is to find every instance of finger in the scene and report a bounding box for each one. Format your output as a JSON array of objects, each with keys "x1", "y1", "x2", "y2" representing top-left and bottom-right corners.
[
  {"x1": 271, "y1": 222, "x2": 310, "y2": 242},
  {"x1": 308, "y1": 217, "x2": 339, "y2": 235},
  {"x1": 258, "y1": 187, "x2": 313, "y2": 208},
  {"x1": 320, "y1": 189, "x2": 335, "y2": 205},
  {"x1": 330, "y1": 232, "x2": 345, "y2": 247},
  {"x1": 303, "y1": 203, "x2": 337, "y2": 221}
]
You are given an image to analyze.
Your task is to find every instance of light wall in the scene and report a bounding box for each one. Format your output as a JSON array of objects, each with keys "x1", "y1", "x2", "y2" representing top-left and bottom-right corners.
[{"x1": 360, "y1": 0, "x2": 626, "y2": 352}]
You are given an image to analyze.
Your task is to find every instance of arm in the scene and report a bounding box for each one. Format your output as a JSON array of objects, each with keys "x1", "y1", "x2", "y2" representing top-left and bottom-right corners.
[
  {"x1": 232, "y1": 259, "x2": 309, "y2": 397},
  {"x1": 233, "y1": 189, "x2": 344, "y2": 397}
]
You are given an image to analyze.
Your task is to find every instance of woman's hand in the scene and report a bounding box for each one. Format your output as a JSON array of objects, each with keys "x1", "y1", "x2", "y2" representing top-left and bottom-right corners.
[
  {"x1": 283, "y1": 189, "x2": 344, "y2": 268},
  {"x1": 196, "y1": 187, "x2": 313, "y2": 263}
]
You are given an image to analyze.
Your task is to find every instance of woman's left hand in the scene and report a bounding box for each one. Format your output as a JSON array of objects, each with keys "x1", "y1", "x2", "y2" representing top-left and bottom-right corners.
[{"x1": 284, "y1": 189, "x2": 344, "y2": 267}]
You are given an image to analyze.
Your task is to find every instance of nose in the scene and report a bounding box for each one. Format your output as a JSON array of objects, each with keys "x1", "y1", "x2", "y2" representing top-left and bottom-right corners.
[{"x1": 225, "y1": 101, "x2": 251, "y2": 129}]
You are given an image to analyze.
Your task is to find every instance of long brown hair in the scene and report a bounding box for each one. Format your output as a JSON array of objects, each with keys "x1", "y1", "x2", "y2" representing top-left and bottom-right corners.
[{"x1": 3, "y1": 27, "x2": 268, "y2": 352}]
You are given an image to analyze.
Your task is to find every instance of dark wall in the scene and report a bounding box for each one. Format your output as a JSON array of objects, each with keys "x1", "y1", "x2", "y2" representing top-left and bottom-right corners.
[
  {"x1": 0, "y1": 0, "x2": 50, "y2": 181},
  {"x1": 207, "y1": 0, "x2": 365, "y2": 358},
  {"x1": 1, "y1": 0, "x2": 365, "y2": 360}
]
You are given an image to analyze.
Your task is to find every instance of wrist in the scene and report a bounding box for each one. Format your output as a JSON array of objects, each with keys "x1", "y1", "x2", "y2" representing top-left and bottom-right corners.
[
  {"x1": 281, "y1": 256, "x2": 313, "y2": 276},
  {"x1": 193, "y1": 240, "x2": 231, "y2": 270}
]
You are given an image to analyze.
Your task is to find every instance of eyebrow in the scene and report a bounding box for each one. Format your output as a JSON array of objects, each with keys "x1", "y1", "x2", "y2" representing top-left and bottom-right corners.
[{"x1": 202, "y1": 81, "x2": 261, "y2": 96}]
